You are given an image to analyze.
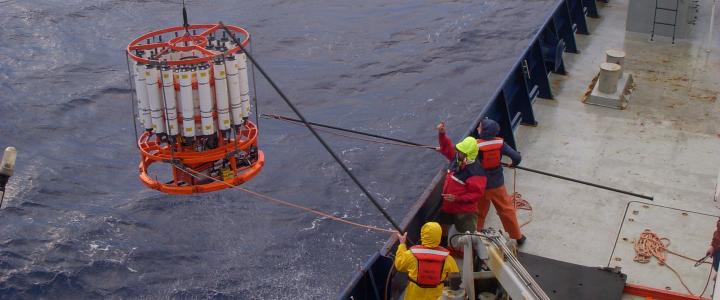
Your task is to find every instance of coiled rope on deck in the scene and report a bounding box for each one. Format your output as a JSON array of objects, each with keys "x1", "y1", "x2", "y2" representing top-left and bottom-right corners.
[
  {"x1": 172, "y1": 163, "x2": 397, "y2": 235},
  {"x1": 633, "y1": 229, "x2": 712, "y2": 297},
  {"x1": 511, "y1": 168, "x2": 533, "y2": 228}
]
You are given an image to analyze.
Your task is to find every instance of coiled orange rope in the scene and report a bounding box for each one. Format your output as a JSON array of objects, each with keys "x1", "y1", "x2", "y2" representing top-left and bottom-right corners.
[
  {"x1": 512, "y1": 193, "x2": 533, "y2": 228},
  {"x1": 511, "y1": 168, "x2": 533, "y2": 227},
  {"x1": 634, "y1": 230, "x2": 670, "y2": 264},
  {"x1": 633, "y1": 229, "x2": 712, "y2": 297}
]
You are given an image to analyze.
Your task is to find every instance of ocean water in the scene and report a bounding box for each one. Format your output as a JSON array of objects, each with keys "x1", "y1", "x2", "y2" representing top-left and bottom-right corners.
[{"x1": 0, "y1": 0, "x2": 555, "y2": 298}]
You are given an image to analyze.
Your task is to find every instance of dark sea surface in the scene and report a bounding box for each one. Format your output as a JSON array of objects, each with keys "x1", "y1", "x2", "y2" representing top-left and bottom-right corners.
[{"x1": 0, "y1": 0, "x2": 556, "y2": 298}]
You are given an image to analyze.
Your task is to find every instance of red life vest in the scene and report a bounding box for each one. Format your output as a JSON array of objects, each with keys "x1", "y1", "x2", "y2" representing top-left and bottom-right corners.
[
  {"x1": 477, "y1": 138, "x2": 504, "y2": 169},
  {"x1": 409, "y1": 245, "x2": 449, "y2": 288}
]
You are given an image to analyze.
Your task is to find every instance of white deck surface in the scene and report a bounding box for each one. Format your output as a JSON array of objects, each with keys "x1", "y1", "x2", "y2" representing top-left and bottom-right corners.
[
  {"x1": 480, "y1": 0, "x2": 720, "y2": 297},
  {"x1": 611, "y1": 202, "x2": 716, "y2": 295}
]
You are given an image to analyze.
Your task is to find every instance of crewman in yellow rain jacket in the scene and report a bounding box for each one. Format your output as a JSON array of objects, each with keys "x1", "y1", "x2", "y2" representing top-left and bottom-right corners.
[{"x1": 394, "y1": 222, "x2": 459, "y2": 300}]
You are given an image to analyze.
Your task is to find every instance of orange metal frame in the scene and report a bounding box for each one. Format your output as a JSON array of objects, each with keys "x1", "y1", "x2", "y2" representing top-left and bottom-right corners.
[
  {"x1": 624, "y1": 283, "x2": 710, "y2": 300},
  {"x1": 138, "y1": 121, "x2": 264, "y2": 195},
  {"x1": 126, "y1": 23, "x2": 250, "y2": 66},
  {"x1": 129, "y1": 23, "x2": 263, "y2": 195}
]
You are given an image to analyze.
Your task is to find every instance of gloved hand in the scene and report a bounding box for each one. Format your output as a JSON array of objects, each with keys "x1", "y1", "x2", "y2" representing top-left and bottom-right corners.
[
  {"x1": 510, "y1": 152, "x2": 521, "y2": 168},
  {"x1": 397, "y1": 232, "x2": 408, "y2": 244},
  {"x1": 436, "y1": 121, "x2": 445, "y2": 134}
]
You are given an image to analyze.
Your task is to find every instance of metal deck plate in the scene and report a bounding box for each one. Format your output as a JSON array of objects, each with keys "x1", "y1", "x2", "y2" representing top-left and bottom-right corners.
[
  {"x1": 608, "y1": 202, "x2": 717, "y2": 295},
  {"x1": 517, "y1": 252, "x2": 627, "y2": 299}
]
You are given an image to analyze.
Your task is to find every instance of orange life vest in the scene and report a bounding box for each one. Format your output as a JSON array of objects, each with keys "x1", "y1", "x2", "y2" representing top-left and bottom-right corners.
[
  {"x1": 477, "y1": 138, "x2": 504, "y2": 169},
  {"x1": 409, "y1": 245, "x2": 449, "y2": 288}
]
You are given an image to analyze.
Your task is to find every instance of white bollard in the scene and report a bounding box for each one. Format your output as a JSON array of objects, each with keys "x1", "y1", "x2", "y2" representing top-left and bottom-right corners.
[
  {"x1": 598, "y1": 63, "x2": 622, "y2": 94},
  {"x1": 606, "y1": 49, "x2": 626, "y2": 78}
]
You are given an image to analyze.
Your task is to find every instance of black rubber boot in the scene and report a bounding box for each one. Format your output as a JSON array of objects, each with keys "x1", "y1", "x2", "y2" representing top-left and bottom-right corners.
[{"x1": 516, "y1": 235, "x2": 527, "y2": 247}]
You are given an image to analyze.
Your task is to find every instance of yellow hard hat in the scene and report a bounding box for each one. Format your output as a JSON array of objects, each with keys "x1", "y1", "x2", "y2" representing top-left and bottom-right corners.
[{"x1": 455, "y1": 137, "x2": 478, "y2": 161}]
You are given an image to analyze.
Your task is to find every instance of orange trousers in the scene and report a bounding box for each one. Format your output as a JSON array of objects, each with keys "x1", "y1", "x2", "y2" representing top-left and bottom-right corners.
[{"x1": 477, "y1": 185, "x2": 522, "y2": 239}]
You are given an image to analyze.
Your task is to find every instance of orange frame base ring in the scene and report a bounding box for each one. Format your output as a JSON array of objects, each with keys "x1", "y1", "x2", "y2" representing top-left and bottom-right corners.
[{"x1": 138, "y1": 121, "x2": 264, "y2": 195}]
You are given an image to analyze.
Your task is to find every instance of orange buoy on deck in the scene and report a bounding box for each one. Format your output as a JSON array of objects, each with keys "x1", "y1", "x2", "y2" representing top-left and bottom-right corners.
[{"x1": 126, "y1": 23, "x2": 264, "y2": 195}]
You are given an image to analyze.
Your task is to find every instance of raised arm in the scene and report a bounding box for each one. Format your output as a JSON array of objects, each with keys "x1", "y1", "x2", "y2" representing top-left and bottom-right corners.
[{"x1": 437, "y1": 122, "x2": 456, "y2": 161}]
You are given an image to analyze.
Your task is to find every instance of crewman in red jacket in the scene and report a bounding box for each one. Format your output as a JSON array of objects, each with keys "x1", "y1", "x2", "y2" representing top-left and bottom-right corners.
[{"x1": 434, "y1": 122, "x2": 487, "y2": 237}]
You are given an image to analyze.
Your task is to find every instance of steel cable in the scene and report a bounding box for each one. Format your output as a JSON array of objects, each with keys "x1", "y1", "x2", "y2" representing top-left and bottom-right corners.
[{"x1": 219, "y1": 22, "x2": 404, "y2": 232}]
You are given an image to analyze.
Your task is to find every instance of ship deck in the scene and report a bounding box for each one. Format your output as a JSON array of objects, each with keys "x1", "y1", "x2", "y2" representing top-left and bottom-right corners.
[
  {"x1": 341, "y1": 0, "x2": 720, "y2": 298},
  {"x1": 499, "y1": 0, "x2": 720, "y2": 297}
]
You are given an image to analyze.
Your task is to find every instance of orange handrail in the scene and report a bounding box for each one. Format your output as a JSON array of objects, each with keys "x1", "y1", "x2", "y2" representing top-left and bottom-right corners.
[{"x1": 624, "y1": 284, "x2": 710, "y2": 300}]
